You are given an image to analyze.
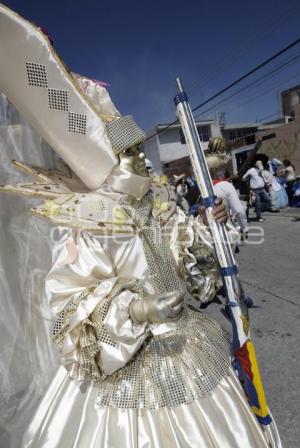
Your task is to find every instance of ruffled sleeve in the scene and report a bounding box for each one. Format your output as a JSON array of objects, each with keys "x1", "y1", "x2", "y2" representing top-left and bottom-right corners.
[
  {"x1": 46, "y1": 228, "x2": 150, "y2": 382},
  {"x1": 168, "y1": 208, "x2": 238, "y2": 305}
]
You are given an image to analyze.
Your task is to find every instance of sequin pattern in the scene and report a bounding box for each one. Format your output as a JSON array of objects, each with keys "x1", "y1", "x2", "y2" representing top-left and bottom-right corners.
[
  {"x1": 120, "y1": 195, "x2": 183, "y2": 293},
  {"x1": 96, "y1": 307, "x2": 230, "y2": 409},
  {"x1": 52, "y1": 195, "x2": 229, "y2": 408},
  {"x1": 106, "y1": 115, "x2": 146, "y2": 154},
  {"x1": 52, "y1": 278, "x2": 147, "y2": 383}
]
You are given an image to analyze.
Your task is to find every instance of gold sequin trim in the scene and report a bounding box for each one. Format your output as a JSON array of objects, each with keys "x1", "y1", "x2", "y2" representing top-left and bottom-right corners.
[{"x1": 96, "y1": 307, "x2": 230, "y2": 409}]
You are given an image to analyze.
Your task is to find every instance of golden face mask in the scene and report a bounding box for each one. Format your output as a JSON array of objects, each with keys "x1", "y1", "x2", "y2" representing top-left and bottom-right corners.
[{"x1": 119, "y1": 146, "x2": 150, "y2": 178}]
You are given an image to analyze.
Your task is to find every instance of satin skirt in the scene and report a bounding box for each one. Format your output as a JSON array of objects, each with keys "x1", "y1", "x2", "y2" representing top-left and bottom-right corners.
[{"x1": 22, "y1": 366, "x2": 281, "y2": 448}]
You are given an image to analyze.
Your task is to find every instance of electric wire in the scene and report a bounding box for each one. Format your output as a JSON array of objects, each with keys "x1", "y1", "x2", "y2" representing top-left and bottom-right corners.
[
  {"x1": 193, "y1": 53, "x2": 300, "y2": 121},
  {"x1": 187, "y1": 0, "x2": 300, "y2": 96},
  {"x1": 163, "y1": 67, "x2": 300, "y2": 161},
  {"x1": 144, "y1": 37, "x2": 300, "y2": 142},
  {"x1": 138, "y1": 1, "x2": 300, "y2": 126},
  {"x1": 211, "y1": 70, "x2": 300, "y2": 124},
  {"x1": 194, "y1": 69, "x2": 300, "y2": 126}
]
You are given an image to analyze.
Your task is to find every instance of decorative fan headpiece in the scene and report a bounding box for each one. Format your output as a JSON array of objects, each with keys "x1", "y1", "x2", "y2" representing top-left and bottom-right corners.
[
  {"x1": 205, "y1": 137, "x2": 232, "y2": 171},
  {"x1": 0, "y1": 4, "x2": 145, "y2": 190}
]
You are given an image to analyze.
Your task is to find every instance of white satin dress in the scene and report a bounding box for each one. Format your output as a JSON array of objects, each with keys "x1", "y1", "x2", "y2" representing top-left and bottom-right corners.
[{"x1": 22, "y1": 196, "x2": 281, "y2": 448}]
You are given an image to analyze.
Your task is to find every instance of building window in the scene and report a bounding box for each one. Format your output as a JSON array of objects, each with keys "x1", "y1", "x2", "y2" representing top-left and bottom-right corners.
[
  {"x1": 222, "y1": 127, "x2": 257, "y2": 141},
  {"x1": 197, "y1": 125, "x2": 211, "y2": 142},
  {"x1": 179, "y1": 125, "x2": 211, "y2": 144}
]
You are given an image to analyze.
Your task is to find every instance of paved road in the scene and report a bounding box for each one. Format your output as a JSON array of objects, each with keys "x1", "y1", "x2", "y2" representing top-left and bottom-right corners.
[{"x1": 195, "y1": 208, "x2": 300, "y2": 447}]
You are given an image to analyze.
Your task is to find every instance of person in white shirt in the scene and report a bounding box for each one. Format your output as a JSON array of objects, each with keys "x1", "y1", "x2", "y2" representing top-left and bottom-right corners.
[
  {"x1": 242, "y1": 162, "x2": 272, "y2": 221},
  {"x1": 213, "y1": 173, "x2": 248, "y2": 233},
  {"x1": 255, "y1": 161, "x2": 280, "y2": 212}
]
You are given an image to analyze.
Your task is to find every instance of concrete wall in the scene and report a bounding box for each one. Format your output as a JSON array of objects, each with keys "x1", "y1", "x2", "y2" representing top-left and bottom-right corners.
[
  {"x1": 257, "y1": 104, "x2": 300, "y2": 173},
  {"x1": 158, "y1": 127, "x2": 189, "y2": 162},
  {"x1": 143, "y1": 121, "x2": 222, "y2": 173},
  {"x1": 157, "y1": 121, "x2": 221, "y2": 163}
]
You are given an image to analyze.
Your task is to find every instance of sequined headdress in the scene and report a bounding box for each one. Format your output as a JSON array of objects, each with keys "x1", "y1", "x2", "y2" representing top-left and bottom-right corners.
[
  {"x1": 0, "y1": 4, "x2": 145, "y2": 190},
  {"x1": 205, "y1": 137, "x2": 232, "y2": 171},
  {"x1": 106, "y1": 115, "x2": 146, "y2": 155}
]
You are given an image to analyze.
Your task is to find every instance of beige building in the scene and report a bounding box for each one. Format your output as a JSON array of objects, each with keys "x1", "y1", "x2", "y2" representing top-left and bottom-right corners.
[
  {"x1": 281, "y1": 84, "x2": 300, "y2": 118},
  {"x1": 256, "y1": 104, "x2": 300, "y2": 172},
  {"x1": 143, "y1": 120, "x2": 278, "y2": 176},
  {"x1": 143, "y1": 85, "x2": 300, "y2": 176}
]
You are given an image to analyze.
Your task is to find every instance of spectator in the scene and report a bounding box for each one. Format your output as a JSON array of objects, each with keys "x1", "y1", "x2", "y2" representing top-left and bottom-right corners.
[
  {"x1": 242, "y1": 161, "x2": 272, "y2": 221},
  {"x1": 291, "y1": 178, "x2": 300, "y2": 207},
  {"x1": 213, "y1": 171, "x2": 248, "y2": 234},
  {"x1": 282, "y1": 159, "x2": 296, "y2": 206},
  {"x1": 267, "y1": 158, "x2": 281, "y2": 176},
  {"x1": 267, "y1": 158, "x2": 288, "y2": 209},
  {"x1": 174, "y1": 174, "x2": 189, "y2": 213},
  {"x1": 256, "y1": 160, "x2": 280, "y2": 212},
  {"x1": 145, "y1": 158, "x2": 153, "y2": 174}
]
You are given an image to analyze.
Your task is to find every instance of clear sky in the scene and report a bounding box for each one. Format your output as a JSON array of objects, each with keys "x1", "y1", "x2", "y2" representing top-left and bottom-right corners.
[{"x1": 2, "y1": 0, "x2": 300, "y2": 131}]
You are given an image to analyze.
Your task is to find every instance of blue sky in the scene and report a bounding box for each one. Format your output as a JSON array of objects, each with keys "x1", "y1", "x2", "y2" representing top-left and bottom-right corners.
[{"x1": 3, "y1": 0, "x2": 300, "y2": 131}]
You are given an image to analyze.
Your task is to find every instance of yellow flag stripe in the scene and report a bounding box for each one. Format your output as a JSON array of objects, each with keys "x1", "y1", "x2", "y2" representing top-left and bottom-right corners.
[{"x1": 246, "y1": 341, "x2": 269, "y2": 418}]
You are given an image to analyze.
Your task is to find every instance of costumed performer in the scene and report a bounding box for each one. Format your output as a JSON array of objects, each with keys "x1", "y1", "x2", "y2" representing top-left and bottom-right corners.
[{"x1": 0, "y1": 4, "x2": 281, "y2": 447}]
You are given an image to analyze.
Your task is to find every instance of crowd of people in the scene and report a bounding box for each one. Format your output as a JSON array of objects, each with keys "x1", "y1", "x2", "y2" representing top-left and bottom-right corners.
[{"x1": 162, "y1": 151, "x2": 299, "y2": 228}]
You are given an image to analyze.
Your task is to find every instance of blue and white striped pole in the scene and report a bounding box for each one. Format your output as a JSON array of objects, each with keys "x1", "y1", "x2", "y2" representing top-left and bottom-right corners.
[{"x1": 174, "y1": 77, "x2": 271, "y2": 425}]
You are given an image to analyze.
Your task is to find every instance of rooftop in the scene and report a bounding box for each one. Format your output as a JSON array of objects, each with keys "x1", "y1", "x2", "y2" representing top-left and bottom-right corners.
[
  {"x1": 281, "y1": 83, "x2": 300, "y2": 96},
  {"x1": 222, "y1": 122, "x2": 262, "y2": 129},
  {"x1": 156, "y1": 119, "x2": 216, "y2": 130}
]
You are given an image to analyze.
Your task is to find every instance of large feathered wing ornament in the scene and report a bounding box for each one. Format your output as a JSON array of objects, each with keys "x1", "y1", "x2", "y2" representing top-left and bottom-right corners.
[
  {"x1": 0, "y1": 3, "x2": 147, "y2": 232},
  {"x1": 0, "y1": 160, "x2": 135, "y2": 233},
  {"x1": 0, "y1": 3, "x2": 141, "y2": 190}
]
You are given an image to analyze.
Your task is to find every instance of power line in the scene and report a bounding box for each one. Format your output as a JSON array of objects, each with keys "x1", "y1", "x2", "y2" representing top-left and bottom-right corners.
[
  {"x1": 257, "y1": 111, "x2": 284, "y2": 123},
  {"x1": 193, "y1": 39, "x2": 300, "y2": 113},
  {"x1": 193, "y1": 53, "x2": 300, "y2": 121},
  {"x1": 144, "y1": 37, "x2": 300, "y2": 143},
  {"x1": 220, "y1": 72, "x2": 300, "y2": 120},
  {"x1": 187, "y1": 0, "x2": 300, "y2": 97},
  {"x1": 203, "y1": 61, "x2": 300, "y2": 120},
  {"x1": 194, "y1": 68, "x2": 300, "y2": 124},
  {"x1": 138, "y1": 1, "x2": 300, "y2": 126},
  {"x1": 155, "y1": 68, "x2": 300, "y2": 163}
]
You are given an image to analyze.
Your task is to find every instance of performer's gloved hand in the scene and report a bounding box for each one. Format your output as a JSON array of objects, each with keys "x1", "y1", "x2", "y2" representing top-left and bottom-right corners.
[
  {"x1": 129, "y1": 289, "x2": 185, "y2": 324},
  {"x1": 198, "y1": 197, "x2": 228, "y2": 225}
]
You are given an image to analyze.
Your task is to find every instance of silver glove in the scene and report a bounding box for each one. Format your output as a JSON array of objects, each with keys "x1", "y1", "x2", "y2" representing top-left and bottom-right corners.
[{"x1": 129, "y1": 289, "x2": 185, "y2": 324}]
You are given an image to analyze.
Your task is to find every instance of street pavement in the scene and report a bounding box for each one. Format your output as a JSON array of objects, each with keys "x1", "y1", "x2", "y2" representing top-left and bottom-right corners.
[{"x1": 191, "y1": 207, "x2": 300, "y2": 447}]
